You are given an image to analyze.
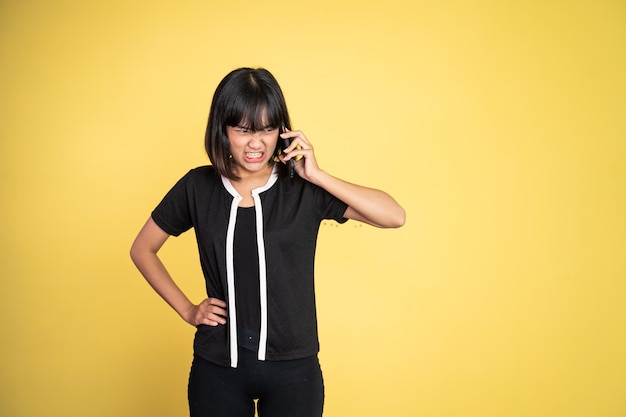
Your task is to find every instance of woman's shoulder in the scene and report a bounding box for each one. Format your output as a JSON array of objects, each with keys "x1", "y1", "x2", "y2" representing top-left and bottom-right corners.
[
  {"x1": 188, "y1": 165, "x2": 216, "y2": 174},
  {"x1": 185, "y1": 165, "x2": 219, "y2": 181},
  {"x1": 171, "y1": 165, "x2": 222, "y2": 191}
]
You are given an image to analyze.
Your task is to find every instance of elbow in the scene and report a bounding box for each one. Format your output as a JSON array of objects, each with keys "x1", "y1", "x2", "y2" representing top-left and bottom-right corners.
[
  {"x1": 377, "y1": 207, "x2": 406, "y2": 229},
  {"x1": 389, "y1": 207, "x2": 406, "y2": 228},
  {"x1": 129, "y1": 238, "x2": 147, "y2": 266},
  {"x1": 129, "y1": 241, "x2": 140, "y2": 266}
]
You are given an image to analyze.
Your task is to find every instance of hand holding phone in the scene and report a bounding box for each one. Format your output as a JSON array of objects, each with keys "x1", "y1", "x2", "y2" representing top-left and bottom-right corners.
[{"x1": 280, "y1": 124, "x2": 295, "y2": 179}]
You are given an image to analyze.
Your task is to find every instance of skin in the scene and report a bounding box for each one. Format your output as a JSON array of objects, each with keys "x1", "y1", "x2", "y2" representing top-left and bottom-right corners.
[{"x1": 130, "y1": 121, "x2": 406, "y2": 327}]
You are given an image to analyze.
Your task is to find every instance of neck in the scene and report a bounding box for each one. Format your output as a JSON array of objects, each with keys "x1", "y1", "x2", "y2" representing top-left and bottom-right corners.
[{"x1": 232, "y1": 164, "x2": 274, "y2": 184}]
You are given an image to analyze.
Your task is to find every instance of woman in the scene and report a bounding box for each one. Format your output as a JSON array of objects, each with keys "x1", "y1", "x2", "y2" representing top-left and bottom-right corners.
[{"x1": 130, "y1": 67, "x2": 405, "y2": 417}]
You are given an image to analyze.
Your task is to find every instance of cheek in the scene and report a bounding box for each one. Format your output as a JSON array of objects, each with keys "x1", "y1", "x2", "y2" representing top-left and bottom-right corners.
[{"x1": 228, "y1": 137, "x2": 245, "y2": 150}]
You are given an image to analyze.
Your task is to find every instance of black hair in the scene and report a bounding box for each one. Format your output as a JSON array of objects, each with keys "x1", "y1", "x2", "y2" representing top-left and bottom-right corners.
[{"x1": 205, "y1": 68, "x2": 292, "y2": 179}]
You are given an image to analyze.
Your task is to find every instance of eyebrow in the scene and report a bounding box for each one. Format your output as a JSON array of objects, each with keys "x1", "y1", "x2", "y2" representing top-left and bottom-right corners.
[{"x1": 235, "y1": 124, "x2": 276, "y2": 130}]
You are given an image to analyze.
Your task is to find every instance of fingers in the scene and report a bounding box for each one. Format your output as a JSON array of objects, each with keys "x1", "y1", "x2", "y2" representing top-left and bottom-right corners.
[
  {"x1": 195, "y1": 297, "x2": 227, "y2": 327},
  {"x1": 279, "y1": 128, "x2": 321, "y2": 181},
  {"x1": 208, "y1": 297, "x2": 227, "y2": 308},
  {"x1": 279, "y1": 129, "x2": 312, "y2": 157}
]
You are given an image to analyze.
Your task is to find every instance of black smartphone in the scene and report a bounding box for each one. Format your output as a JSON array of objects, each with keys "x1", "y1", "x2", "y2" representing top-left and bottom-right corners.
[{"x1": 280, "y1": 124, "x2": 295, "y2": 179}]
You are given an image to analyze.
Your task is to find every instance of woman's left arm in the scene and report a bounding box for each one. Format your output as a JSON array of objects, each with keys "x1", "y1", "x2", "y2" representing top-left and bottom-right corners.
[
  {"x1": 313, "y1": 170, "x2": 406, "y2": 228},
  {"x1": 280, "y1": 129, "x2": 406, "y2": 228}
]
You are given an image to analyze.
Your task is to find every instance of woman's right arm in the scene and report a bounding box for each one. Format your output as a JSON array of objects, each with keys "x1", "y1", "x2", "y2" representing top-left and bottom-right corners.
[{"x1": 130, "y1": 217, "x2": 227, "y2": 327}]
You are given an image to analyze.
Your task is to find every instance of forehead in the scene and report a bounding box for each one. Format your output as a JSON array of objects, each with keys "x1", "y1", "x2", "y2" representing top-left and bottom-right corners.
[{"x1": 236, "y1": 106, "x2": 280, "y2": 129}]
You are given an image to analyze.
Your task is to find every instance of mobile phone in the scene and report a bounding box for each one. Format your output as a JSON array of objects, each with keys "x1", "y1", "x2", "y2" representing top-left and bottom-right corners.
[{"x1": 280, "y1": 124, "x2": 295, "y2": 179}]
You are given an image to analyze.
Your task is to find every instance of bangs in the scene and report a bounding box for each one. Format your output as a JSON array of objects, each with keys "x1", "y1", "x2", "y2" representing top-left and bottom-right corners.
[{"x1": 225, "y1": 90, "x2": 283, "y2": 130}]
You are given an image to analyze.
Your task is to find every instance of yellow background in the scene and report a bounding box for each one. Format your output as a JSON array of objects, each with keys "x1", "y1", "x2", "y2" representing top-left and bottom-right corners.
[{"x1": 1, "y1": 1, "x2": 625, "y2": 416}]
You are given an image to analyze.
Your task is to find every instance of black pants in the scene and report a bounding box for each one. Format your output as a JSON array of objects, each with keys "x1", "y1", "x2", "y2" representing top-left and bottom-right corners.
[{"x1": 188, "y1": 349, "x2": 324, "y2": 417}]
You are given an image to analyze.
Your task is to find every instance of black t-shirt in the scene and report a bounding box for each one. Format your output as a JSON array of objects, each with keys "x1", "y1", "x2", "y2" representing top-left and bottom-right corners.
[{"x1": 151, "y1": 166, "x2": 348, "y2": 367}]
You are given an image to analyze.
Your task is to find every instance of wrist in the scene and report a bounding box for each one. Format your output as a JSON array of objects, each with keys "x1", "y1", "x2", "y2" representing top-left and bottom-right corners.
[
  {"x1": 179, "y1": 303, "x2": 198, "y2": 325},
  {"x1": 307, "y1": 168, "x2": 329, "y2": 187}
]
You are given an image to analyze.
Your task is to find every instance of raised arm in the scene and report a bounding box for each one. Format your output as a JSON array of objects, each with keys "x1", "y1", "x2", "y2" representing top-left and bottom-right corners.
[
  {"x1": 310, "y1": 170, "x2": 405, "y2": 228},
  {"x1": 130, "y1": 217, "x2": 227, "y2": 326},
  {"x1": 279, "y1": 129, "x2": 406, "y2": 228}
]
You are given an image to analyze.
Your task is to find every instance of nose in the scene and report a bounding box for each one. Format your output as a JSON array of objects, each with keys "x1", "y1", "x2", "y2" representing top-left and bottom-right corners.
[{"x1": 249, "y1": 131, "x2": 264, "y2": 147}]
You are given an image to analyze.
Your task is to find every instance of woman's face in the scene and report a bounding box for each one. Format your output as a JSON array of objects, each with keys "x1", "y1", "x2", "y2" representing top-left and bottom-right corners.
[{"x1": 226, "y1": 115, "x2": 279, "y2": 178}]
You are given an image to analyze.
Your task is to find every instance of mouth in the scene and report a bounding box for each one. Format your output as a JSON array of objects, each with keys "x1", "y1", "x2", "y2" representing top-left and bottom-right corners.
[{"x1": 245, "y1": 151, "x2": 265, "y2": 162}]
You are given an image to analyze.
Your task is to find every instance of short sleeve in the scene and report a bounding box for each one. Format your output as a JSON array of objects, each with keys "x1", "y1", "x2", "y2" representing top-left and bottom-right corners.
[
  {"x1": 315, "y1": 186, "x2": 349, "y2": 224},
  {"x1": 151, "y1": 171, "x2": 194, "y2": 236}
]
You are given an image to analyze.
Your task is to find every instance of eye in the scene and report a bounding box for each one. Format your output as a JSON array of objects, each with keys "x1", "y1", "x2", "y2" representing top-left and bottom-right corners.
[
  {"x1": 235, "y1": 126, "x2": 250, "y2": 133},
  {"x1": 264, "y1": 127, "x2": 276, "y2": 133}
]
